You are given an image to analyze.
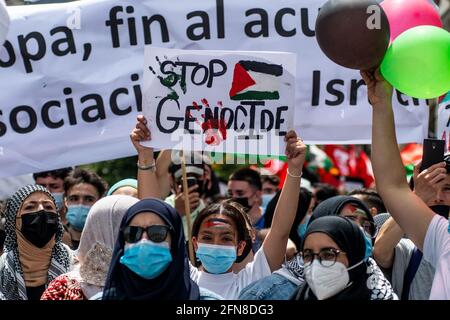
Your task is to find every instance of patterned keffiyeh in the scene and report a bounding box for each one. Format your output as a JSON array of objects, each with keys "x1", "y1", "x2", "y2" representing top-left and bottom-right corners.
[
  {"x1": 0, "y1": 185, "x2": 71, "y2": 300},
  {"x1": 284, "y1": 254, "x2": 396, "y2": 300}
]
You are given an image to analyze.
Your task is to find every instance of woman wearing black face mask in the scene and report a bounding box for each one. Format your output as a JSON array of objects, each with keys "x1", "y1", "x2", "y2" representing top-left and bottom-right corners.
[{"x1": 0, "y1": 185, "x2": 72, "y2": 300}]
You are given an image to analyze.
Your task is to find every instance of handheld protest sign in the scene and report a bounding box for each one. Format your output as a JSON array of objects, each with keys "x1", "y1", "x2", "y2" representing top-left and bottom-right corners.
[
  {"x1": 141, "y1": 47, "x2": 296, "y2": 157},
  {"x1": 180, "y1": 150, "x2": 195, "y2": 265}
]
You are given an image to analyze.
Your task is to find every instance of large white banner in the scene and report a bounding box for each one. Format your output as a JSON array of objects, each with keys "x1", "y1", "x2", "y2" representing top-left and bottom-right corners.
[
  {"x1": 0, "y1": 0, "x2": 8, "y2": 46},
  {"x1": 0, "y1": 0, "x2": 429, "y2": 178},
  {"x1": 142, "y1": 47, "x2": 296, "y2": 156}
]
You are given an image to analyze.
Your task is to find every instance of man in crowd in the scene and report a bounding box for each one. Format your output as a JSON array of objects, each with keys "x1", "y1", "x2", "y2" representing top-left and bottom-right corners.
[
  {"x1": 33, "y1": 168, "x2": 72, "y2": 222},
  {"x1": 163, "y1": 151, "x2": 212, "y2": 237},
  {"x1": 228, "y1": 167, "x2": 264, "y2": 230},
  {"x1": 64, "y1": 168, "x2": 107, "y2": 250},
  {"x1": 349, "y1": 188, "x2": 387, "y2": 217}
]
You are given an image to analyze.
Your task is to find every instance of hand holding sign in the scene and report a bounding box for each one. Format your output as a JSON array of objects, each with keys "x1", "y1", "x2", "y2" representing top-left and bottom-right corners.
[{"x1": 130, "y1": 115, "x2": 155, "y2": 168}]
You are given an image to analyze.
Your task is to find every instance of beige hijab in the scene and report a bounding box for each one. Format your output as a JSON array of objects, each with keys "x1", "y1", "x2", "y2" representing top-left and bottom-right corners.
[{"x1": 16, "y1": 215, "x2": 55, "y2": 287}]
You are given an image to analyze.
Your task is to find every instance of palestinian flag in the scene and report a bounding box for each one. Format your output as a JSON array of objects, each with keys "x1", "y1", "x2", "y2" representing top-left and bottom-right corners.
[{"x1": 229, "y1": 60, "x2": 283, "y2": 101}]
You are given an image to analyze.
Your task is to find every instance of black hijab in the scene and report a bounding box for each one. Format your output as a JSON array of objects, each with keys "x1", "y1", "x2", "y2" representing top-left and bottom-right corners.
[
  {"x1": 102, "y1": 198, "x2": 200, "y2": 300},
  {"x1": 308, "y1": 195, "x2": 373, "y2": 226},
  {"x1": 295, "y1": 215, "x2": 370, "y2": 300}
]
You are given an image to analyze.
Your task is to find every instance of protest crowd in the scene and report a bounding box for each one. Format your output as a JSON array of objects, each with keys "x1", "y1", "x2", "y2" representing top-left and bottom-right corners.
[{"x1": 0, "y1": 0, "x2": 449, "y2": 302}]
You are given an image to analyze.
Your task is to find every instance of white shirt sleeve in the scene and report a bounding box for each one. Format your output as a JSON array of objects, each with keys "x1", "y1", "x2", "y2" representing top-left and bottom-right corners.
[
  {"x1": 189, "y1": 260, "x2": 199, "y2": 282},
  {"x1": 423, "y1": 215, "x2": 448, "y2": 268},
  {"x1": 236, "y1": 248, "x2": 271, "y2": 289}
]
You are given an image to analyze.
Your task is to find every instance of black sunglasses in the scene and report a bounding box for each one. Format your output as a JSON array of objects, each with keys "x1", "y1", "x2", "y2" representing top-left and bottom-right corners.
[{"x1": 123, "y1": 225, "x2": 171, "y2": 243}]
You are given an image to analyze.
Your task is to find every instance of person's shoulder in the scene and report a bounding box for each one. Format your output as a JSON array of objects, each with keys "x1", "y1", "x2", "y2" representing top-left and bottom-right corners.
[
  {"x1": 426, "y1": 215, "x2": 449, "y2": 244},
  {"x1": 199, "y1": 287, "x2": 224, "y2": 300},
  {"x1": 397, "y1": 238, "x2": 415, "y2": 252}
]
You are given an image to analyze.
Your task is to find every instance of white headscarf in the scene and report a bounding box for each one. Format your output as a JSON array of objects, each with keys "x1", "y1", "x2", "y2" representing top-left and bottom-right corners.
[
  {"x1": 0, "y1": 0, "x2": 9, "y2": 46},
  {"x1": 75, "y1": 195, "x2": 138, "y2": 298}
]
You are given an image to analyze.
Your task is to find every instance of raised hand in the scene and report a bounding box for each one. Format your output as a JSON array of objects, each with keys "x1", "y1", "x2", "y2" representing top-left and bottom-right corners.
[
  {"x1": 130, "y1": 115, "x2": 153, "y2": 159},
  {"x1": 284, "y1": 130, "x2": 306, "y2": 175},
  {"x1": 360, "y1": 68, "x2": 393, "y2": 107}
]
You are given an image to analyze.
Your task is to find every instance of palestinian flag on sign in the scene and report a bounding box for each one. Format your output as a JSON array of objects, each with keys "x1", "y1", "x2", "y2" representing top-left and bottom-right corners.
[{"x1": 229, "y1": 60, "x2": 283, "y2": 101}]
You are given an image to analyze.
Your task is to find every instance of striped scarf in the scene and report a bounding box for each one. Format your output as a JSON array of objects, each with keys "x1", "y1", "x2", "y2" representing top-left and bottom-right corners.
[{"x1": 0, "y1": 184, "x2": 71, "y2": 300}]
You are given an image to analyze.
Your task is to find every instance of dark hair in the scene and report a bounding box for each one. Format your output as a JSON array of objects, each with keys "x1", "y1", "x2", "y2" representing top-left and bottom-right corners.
[
  {"x1": 261, "y1": 175, "x2": 280, "y2": 187},
  {"x1": 229, "y1": 167, "x2": 262, "y2": 191},
  {"x1": 348, "y1": 188, "x2": 386, "y2": 214},
  {"x1": 203, "y1": 164, "x2": 221, "y2": 199},
  {"x1": 313, "y1": 183, "x2": 338, "y2": 203},
  {"x1": 64, "y1": 168, "x2": 108, "y2": 197},
  {"x1": 33, "y1": 167, "x2": 72, "y2": 181},
  {"x1": 263, "y1": 187, "x2": 313, "y2": 249},
  {"x1": 192, "y1": 199, "x2": 250, "y2": 242}
]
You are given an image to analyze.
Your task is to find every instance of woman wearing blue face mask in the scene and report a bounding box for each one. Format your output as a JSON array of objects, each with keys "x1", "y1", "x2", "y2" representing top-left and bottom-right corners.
[
  {"x1": 130, "y1": 115, "x2": 307, "y2": 300},
  {"x1": 293, "y1": 215, "x2": 395, "y2": 300},
  {"x1": 102, "y1": 198, "x2": 200, "y2": 300},
  {"x1": 188, "y1": 130, "x2": 306, "y2": 300}
]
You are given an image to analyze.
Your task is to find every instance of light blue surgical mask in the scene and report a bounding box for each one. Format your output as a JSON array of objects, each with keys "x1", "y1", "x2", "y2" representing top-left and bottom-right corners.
[
  {"x1": 360, "y1": 227, "x2": 373, "y2": 261},
  {"x1": 297, "y1": 216, "x2": 310, "y2": 239},
  {"x1": 261, "y1": 194, "x2": 275, "y2": 210},
  {"x1": 66, "y1": 205, "x2": 91, "y2": 231},
  {"x1": 51, "y1": 192, "x2": 64, "y2": 210},
  {"x1": 120, "y1": 239, "x2": 172, "y2": 279},
  {"x1": 196, "y1": 243, "x2": 236, "y2": 274}
]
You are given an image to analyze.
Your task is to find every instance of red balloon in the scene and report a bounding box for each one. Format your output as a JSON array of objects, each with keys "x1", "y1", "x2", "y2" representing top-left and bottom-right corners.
[{"x1": 381, "y1": 0, "x2": 443, "y2": 42}]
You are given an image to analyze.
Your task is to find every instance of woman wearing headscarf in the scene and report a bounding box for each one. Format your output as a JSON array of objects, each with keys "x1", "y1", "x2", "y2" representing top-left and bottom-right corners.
[
  {"x1": 306, "y1": 195, "x2": 396, "y2": 299},
  {"x1": 106, "y1": 179, "x2": 138, "y2": 198},
  {"x1": 240, "y1": 195, "x2": 396, "y2": 300},
  {"x1": 102, "y1": 198, "x2": 200, "y2": 300},
  {"x1": 0, "y1": 185, "x2": 72, "y2": 300},
  {"x1": 293, "y1": 215, "x2": 395, "y2": 300},
  {"x1": 41, "y1": 195, "x2": 139, "y2": 300}
]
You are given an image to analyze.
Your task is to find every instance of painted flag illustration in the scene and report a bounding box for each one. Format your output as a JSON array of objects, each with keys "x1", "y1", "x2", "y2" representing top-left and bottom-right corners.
[{"x1": 229, "y1": 60, "x2": 283, "y2": 101}]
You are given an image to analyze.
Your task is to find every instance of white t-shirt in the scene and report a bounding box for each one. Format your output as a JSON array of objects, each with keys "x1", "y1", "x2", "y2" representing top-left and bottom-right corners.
[
  {"x1": 423, "y1": 215, "x2": 450, "y2": 300},
  {"x1": 190, "y1": 248, "x2": 271, "y2": 300}
]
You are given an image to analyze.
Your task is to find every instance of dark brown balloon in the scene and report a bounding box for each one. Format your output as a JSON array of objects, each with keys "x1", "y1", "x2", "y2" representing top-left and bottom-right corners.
[{"x1": 315, "y1": 0, "x2": 390, "y2": 70}]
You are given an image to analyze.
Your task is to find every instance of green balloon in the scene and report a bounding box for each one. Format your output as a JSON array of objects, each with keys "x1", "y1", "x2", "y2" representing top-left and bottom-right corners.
[{"x1": 381, "y1": 25, "x2": 450, "y2": 99}]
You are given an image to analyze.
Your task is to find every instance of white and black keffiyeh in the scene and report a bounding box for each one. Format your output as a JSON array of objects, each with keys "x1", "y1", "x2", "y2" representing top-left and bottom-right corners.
[
  {"x1": 0, "y1": 184, "x2": 71, "y2": 300},
  {"x1": 366, "y1": 257, "x2": 397, "y2": 300}
]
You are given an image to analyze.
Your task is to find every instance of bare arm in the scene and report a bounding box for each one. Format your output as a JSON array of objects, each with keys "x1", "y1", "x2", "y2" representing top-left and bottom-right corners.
[
  {"x1": 362, "y1": 70, "x2": 435, "y2": 250},
  {"x1": 373, "y1": 217, "x2": 403, "y2": 268},
  {"x1": 262, "y1": 130, "x2": 306, "y2": 271},
  {"x1": 130, "y1": 115, "x2": 161, "y2": 199}
]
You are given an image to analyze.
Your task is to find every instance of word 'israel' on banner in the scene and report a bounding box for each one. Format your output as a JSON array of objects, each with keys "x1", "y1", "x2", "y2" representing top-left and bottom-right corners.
[
  {"x1": 0, "y1": 0, "x2": 429, "y2": 178},
  {"x1": 141, "y1": 47, "x2": 296, "y2": 156},
  {"x1": 437, "y1": 92, "x2": 450, "y2": 153}
]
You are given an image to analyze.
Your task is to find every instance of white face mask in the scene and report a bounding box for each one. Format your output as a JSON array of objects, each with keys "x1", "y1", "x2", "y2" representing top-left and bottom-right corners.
[{"x1": 304, "y1": 259, "x2": 363, "y2": 300}]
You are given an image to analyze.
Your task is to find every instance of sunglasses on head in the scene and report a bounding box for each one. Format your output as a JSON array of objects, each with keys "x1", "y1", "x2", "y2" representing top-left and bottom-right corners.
[{"x1": 123, "y1": 225, "x2": 171, "y2": 243}]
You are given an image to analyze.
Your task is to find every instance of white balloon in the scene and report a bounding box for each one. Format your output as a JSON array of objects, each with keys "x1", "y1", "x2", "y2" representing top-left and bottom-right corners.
[{"x1": 0, "y1": 0, "x2": 9, "y2": 46}]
